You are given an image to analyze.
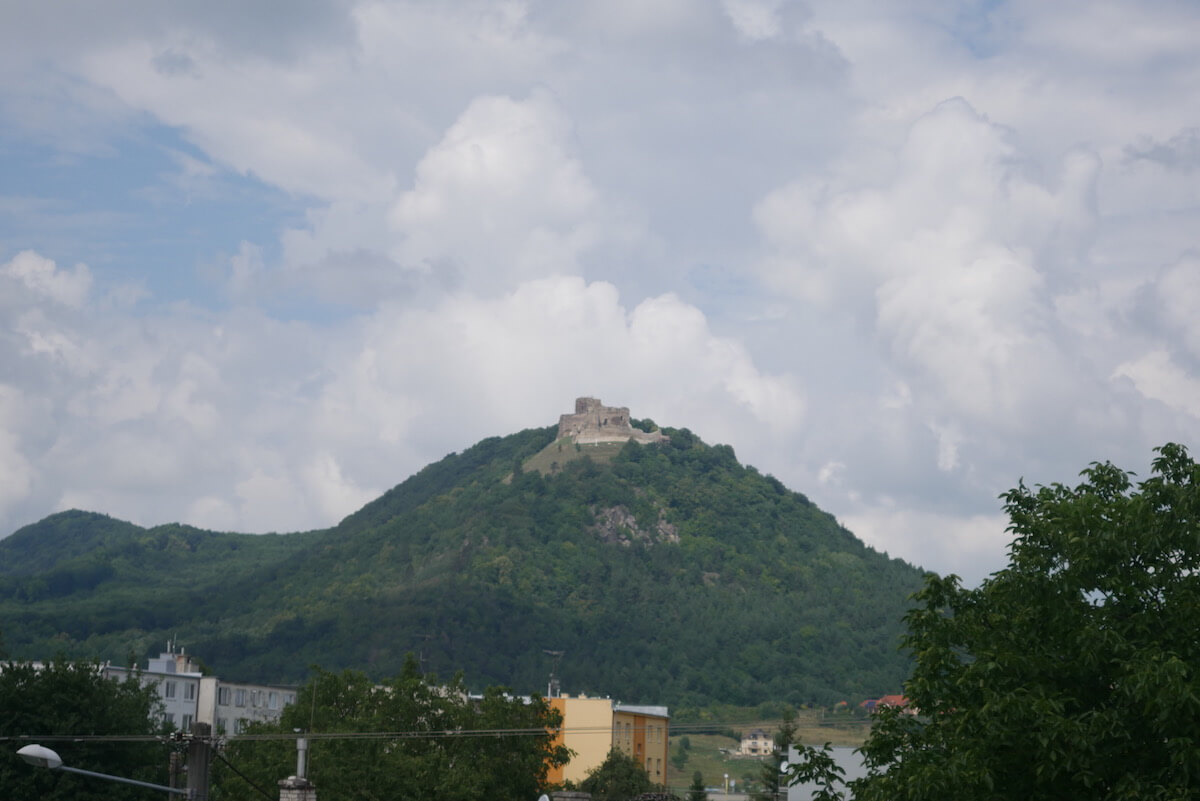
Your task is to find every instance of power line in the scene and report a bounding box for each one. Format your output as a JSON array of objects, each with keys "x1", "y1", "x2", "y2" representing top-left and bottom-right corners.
[
  {"x1": 1, "y1": 719, "x2": 778, "y2": 745},
  {"x1": 213, "y1": 750, "x2": 276, "y2": 801}
]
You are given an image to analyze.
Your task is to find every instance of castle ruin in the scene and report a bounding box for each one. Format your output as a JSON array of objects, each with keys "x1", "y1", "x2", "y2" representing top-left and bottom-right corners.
[{"x1": 557, "y1": 397, "x2": 666, "y2": 445}]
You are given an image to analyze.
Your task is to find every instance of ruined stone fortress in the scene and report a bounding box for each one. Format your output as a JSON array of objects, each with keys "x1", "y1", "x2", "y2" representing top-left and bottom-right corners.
[{"x1": 557, "y1": 397, "x2": 666, "y2": 445}]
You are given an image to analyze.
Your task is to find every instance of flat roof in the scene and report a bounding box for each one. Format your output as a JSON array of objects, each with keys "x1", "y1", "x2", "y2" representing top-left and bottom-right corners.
[{"x1": 614, "y1": 703, "x2": 669, "y2": 718}]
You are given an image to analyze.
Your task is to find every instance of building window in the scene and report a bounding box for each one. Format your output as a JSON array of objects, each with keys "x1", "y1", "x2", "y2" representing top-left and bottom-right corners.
[
  {"x1": 285, "y1": 694, "x2": 295, "y2": 706},
  {"x1": 217, "y1": 718, "x2": 227, "y2": 734},
  {"x1": 164, "y1": 713, "x2": 175, "y2": 726},
  {"x1": 185, "y1": 683, "x2": 196, "y2": 701},
  {"x1": 235, "y1": 689, "x2": 247, "y2": 707},
  {"x1": 218, "y1": 687, "x2": 232, "y2": 706},
  {"x1": 164, "y1": 681, "x2": 177, "y2": 699},
  {"x1": 182, "y1": 714, "x2": 193, "y2": 730},
  {"x1": 269, "y1": 691, "x2": 279, "y2": 710},
  {"x1": 235, "y1": 719, "x2": 247, "y2": 734}
]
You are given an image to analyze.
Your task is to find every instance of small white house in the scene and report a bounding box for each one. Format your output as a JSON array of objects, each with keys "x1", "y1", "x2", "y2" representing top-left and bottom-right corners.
[{"x1": 739, "y1": 727, "x2": 774, "y2": 756}]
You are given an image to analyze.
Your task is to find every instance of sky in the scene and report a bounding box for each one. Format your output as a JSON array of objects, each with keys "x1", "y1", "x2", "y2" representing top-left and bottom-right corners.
[{"x1": 1, "y1": 0, "x2": 1198, "y2": 587}]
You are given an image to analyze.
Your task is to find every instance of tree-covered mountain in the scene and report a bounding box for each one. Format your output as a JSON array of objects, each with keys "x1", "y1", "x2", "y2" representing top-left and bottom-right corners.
[{"x1": 0, "y1": 424, "x2": 928, "y2": 708}]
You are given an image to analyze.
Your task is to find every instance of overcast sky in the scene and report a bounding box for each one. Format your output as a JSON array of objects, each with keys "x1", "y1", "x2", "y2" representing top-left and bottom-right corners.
[{"x1": 1, "y1": 0, "x2": 1198, "y2": 586}]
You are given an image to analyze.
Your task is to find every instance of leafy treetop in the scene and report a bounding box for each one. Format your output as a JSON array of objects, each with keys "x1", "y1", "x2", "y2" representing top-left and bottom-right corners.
[
  {"x1": 214, "y1": 656, "x2": 569, "y2": 801},
  {"x1": 580, "y1": 747, "x2": 658, "y2": 801},
  {"x1": 0, "y1": 657, "x2": 165, "y2": 801},
  {"x1": 791, "y1": 443, "x2": 1200, "y2": 801}
]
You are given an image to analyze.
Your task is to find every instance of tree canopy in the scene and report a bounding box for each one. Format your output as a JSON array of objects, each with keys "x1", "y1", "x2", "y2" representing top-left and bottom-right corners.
[
  {"x1": 213, "y1": 657, "x2": 568, "y2": 801},
  {"x1": 756, "y1": 708, "x2": 797, "y2": 801},
  {"x1": 579, "y1": 747, "x2": 658, "y2": 801},
  {"x1": 0, "y1": 657, "x2": 166, "y2": 801},
  {"x1": 688, "y1": 770, "x2": 710, "y2": 801},
  {"x1": 792, "y1": 443, "x2": 1200, "y2": 801}
]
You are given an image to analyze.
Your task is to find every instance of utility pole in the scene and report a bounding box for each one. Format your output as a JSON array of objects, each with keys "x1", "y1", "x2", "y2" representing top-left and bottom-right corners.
[
  {"x1": 168, "y1": 750, "x2": 182, "y2": 800},
  {"x1": 187, "y1": 722, "x2": 212, "y2": 801}
]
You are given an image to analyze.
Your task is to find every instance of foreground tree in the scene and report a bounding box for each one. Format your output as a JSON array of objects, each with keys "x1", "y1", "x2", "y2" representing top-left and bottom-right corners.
[
  {"x1": 214, "y1": 656, "x2": 568, "y2": 801},
  {"x1": 756, "y1": 707, "x2": 798, "y2": 801},
  {"x1": 0, "y1": 658, "x2": 164, "y2": 801},
  {"x1": 580, "y1": 747, "x2": 657, "y2": 801},
  {"x1": 688, "y1": 770, "x2": 709, "y2": 801},
  {"x1": 793, "y1": 443, "x2": 1200, "y2": 800}
]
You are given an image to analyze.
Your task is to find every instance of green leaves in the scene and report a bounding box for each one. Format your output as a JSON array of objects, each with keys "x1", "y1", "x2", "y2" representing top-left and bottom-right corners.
[
  {"x1": 579, "y1": 748, "x2": 656, "y2": 801},
  {"x1": 830, "y1": 443, "x2": 1200, "y2": 801},
  {"x1": 217, "y1": 661, "x2": 567, "y2": 801},
  {"x1": 0, "y1": 657, "x2": 166, "y2": 801}
]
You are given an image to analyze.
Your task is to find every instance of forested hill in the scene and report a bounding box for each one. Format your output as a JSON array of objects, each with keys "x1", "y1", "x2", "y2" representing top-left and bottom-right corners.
[{"x1": 0, "y1": 424, "x2": 928, "y2": 708}]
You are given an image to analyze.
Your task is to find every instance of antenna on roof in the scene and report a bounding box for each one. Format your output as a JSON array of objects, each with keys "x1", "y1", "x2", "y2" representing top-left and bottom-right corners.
[{"x1": 543, "y1": 650, "x2": 565, "y2": 698}]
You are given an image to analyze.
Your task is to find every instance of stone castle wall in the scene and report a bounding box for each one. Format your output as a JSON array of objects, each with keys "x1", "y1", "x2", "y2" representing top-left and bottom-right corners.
[{"x1": 557, "y1": 397, "x2": 665, "y2": 445}]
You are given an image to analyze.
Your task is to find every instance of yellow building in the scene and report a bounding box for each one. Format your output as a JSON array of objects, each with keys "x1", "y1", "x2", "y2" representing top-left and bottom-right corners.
[
  {"x1": 546, "y1": 695, "x2": 670, "y2": 786},
  {"x1": 612, "y1": 703, "x2": 671, "y2": 785}
]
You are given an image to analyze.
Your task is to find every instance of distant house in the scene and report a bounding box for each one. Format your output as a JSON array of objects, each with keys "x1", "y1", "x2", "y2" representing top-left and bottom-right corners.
[
  {"x1": 874, "y1": 695, "x2": 913, "y2": 714},
  {"x1": 738, "y1": 727, "x2": 774, "y2": 756}
]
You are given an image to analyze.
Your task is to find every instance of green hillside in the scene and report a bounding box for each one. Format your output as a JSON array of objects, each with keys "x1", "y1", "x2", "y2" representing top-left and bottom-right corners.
[{"x1": 0, "y1": 425, "x2": 927, "y2": 707}]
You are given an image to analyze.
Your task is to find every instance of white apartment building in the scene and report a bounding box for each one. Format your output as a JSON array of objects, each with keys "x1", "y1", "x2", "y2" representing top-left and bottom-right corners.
[{"x1": 102, "y1": 646, "x2": 297, "y2": 734}]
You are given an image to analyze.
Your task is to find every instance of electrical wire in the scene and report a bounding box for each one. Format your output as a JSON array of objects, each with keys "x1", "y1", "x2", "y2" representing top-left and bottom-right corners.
[
  {"x1": 0, "y1": 719, "x2": 800, "y2": 744},
  {"x1": 213, "y1": 750, "x2": 277, "y2": 801}
]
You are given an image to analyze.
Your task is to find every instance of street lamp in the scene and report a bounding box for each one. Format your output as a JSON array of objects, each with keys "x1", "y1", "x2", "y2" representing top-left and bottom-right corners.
[{"x1": 17, "y1": 744, "x2": 192, "y2": 797}]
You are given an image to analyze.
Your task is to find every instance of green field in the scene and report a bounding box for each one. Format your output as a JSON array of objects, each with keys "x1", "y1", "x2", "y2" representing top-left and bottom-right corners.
[{"x1": 521, "y1": 437, "x2": 628, "y2": 476}]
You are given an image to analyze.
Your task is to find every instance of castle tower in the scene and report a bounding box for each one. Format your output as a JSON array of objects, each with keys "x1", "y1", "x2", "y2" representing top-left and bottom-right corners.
[{"x1": 556, "y1": 397, "x2": 665, "y2": 445}]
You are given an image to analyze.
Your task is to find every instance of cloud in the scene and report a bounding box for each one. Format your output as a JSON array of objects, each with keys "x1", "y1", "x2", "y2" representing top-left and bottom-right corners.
[
  {"x1": 276, "y1": 89, "x2": 641, "y2": 304},
  {"x1": 1112, "y1": 350, "x2": 1200, "y2": 420},
  {"x1": 1154, "y1": 254, "x2": 1200, "y2": 357},
  {"x1": 0, "y1": 252, "x2": 801, "y2": 538},
  {"x1": 722, "y1": 0, "x2": 787, "y2": 41},
  {"x1": 840, "y1": 506, "x2": 1010, "y2": 588},
  {"x1": 0, "y1": 386, "x2": 36, "y2": 521},
  {"x1": 1125, "y1": 127, "x2": 1200, "y2": 172},
  {"x1": 225, "y1": 241, "x2": 267, "y2": 303},
  {"x1": 2, "y1": 250, "x2": 92, "y2": 307},
  {"x1": 388, "y1": 91, "x2": 611, "y2": 292},
  {"x1": 312, "y1": 276, "x2": 805, "y2": 463},
  {"x1": 755, "y1": 99, "x2": 1104, "y2": 426}
]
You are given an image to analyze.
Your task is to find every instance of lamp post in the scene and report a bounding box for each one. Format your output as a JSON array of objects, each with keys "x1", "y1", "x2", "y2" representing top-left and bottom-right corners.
[{"x1": 17, "y1": 743, "x2": 193, "y2": 798}]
